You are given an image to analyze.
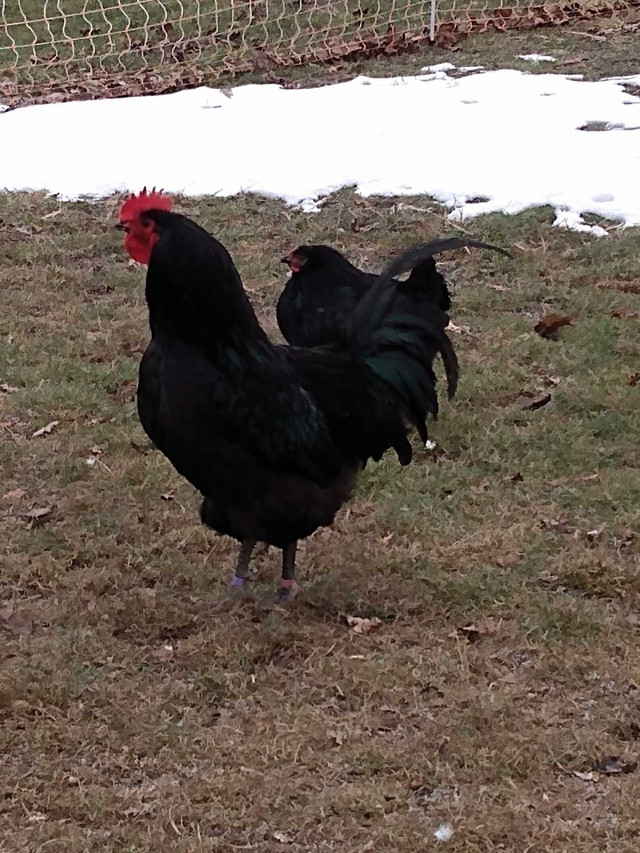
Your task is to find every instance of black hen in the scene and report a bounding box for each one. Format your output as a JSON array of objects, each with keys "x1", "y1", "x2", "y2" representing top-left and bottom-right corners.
[
  {"x1": 119, "y1": 191, "x2": 470, "y2": 604},
  {"x1": 277, "y1": 240, "x2": 509, "y2": 348}
]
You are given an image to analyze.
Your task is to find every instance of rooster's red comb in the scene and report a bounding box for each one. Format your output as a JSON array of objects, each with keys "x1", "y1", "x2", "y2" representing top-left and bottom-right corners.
[{"x1": 119, "y1": 187, "x2": 173, "y2": 222}]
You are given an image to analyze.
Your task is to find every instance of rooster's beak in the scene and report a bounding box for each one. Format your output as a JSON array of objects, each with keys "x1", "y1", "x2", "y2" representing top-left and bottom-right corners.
[{"x1": 280, "y1": 256, "x2": 290, "y2": 264}]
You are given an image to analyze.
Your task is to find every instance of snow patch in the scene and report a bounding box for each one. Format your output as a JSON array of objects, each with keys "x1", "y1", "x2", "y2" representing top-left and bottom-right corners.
[
  {"x1": 422, "y1": 62, "x2": 457, "y2": 72},
  {"x1": 1, "y1": 69, "x2": 640, "y2": 234},
  {"x1": 519, "y1": 53, "x2": 556, "y2": 62}
]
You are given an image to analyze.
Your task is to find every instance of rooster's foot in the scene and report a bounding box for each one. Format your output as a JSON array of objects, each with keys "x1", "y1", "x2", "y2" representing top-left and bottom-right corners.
[{"x1": 267, "y1": 580, "x2": 299, "y2": 610}]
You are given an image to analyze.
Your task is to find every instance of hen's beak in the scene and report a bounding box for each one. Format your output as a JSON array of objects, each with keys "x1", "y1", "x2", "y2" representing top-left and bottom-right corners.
[
  {"x1": 280, "y1": 256, "x2": 290, "y2": 264},
  {"x1": 115, "y1": 223, "x2": 126, "y2": 231}
]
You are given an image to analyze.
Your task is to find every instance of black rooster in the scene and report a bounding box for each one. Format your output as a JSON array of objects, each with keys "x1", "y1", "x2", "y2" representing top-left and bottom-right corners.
[
  {"x1": 119, "y1": 190, "x2": 480, "y2": 605},
  {"x1": 277, "y1": 241, "x2": 509, "y2": 348}
]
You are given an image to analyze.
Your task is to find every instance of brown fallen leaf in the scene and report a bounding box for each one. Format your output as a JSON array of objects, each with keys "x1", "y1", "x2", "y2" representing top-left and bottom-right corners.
[
  {"x1": 593, "y1": 756, "x2": 637, "y2": 776},
  {"x1": 346, "y1": 615, "x2": 382, "y2": 634},
  {"x1": 151, "y1": 643, "x2": 175, "y2": 662},
  {"x1": 1, "y1": 604, "x2": 34, "y2": 636},
  {"x1": 327, "y1": 728, "x2": 344, "y2": 746},
  {"x1": 586, "y1": 526, "x2": 605, "y2": 543},
  {"x1": 449, "y1": 621, "x2": 493, "y2": 643},
  {"x1": 447, "y1": 321, "x2": 475, "y2": 336},
  {"x1": 25, "y1": 506, "x2": 53, "y2": 525},
  {"x1": 534, "y1": 314, "x2": 576, "y2": 339},
  {"x1": 544, "y1": 375, "x2": 562, "y2": 386},
  {"x1": 114, "y1": 380, "x2": 137, "y2": 404},
  {"x1": 562, "y1": 56, "x2": 584, "y2": 66},
  {"x1": 120, "y1": 339, "x2": 146, "y2": 356},
  {"x1": 32, "y1": 420, "x2": 59, "y2": 438},
  {"x1": 611, "y1": 308, "x2": 638, "y2": 319},
  {"x1": 573, "y1": 770, "x2": 597, "y2": 782},
  {"x1": 3, "y1": 488, "x2": 27, "y2": 500},
  {"x1": 598, "y1": 279, "x2": 640, "y2": 295},
  {"x1": 520, "y1": 392, "x2": 551, "y2": 411}
]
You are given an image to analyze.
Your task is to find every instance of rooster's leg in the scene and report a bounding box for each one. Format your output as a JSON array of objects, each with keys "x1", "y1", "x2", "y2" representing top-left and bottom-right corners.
[
  {"x1": 231, "y1": 538, "x2": 256, "y2": 592},
  {"x1": 205, "y1": 539, "x2": 256, "y2": 613},
  {"x1": 274, "y1": 541, "x2": 298, "y2": 605}
]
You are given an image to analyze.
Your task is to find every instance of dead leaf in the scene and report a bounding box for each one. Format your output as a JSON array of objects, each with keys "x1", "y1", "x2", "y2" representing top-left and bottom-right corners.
[
  {"x1": 486, "y1": 284, "x2": 507, "y2": 292},
  {"x1": 32, "y1": 420, "x2": 59, "y2": 438},
  {"x1": 611, "y1": 308, "x2": 638, "y2": 319},
  {"x1": 586, "y1": 526, "x2": 604, "y2": 543},
  {"x1": 598, "y1": 279, "x2": 640, "y2": 295},
  {"x1": 1, "y1": 382, "x2": 18, "y2": 393},
  {"x1": 561, "y1": 56, "x2": 584, "y2": 66},
  {"x1": 447, "y1": 321, "x2": 474, "y2": 336},
  {"x1": 538, "y1": 570, "x2": 559, "y2": 585},
  {"x1": 503, "y1": 472, "x2": 523, "y2": 484},
  {"x1": 113, "y1": 380, "x2": 137, "y2": 403},
  {"x1": 449, "y1": 622, "x2": 493, "y2": 643},
  {"x1": 593, "y1": 756, "x2": 637, "y2": 775},
  {"x1": 151, "y1": 643, "x2": 174, "y2": 662},
  {"x1": 41, "y1": 208, "x2": 62, "y2": 220},
  {"x1": 25, "y1": 506, "x2": 53, "y2": 525},
  {"x1": 540, "y1": 518, "x2": 573, "y2": 534},
  {"x1": 346, "y1": 615, "x2": 382, "y2": 634},
  {"x1": 273, "y1": 831, "x2": 292, "y2": 844},
  {"x1": 534, "y1": 314, "x2": 576, "y2": 339},
  {"x1": 1, "y1": 605, "x2": 34, "y2": 636},
  {"x1": 327, "y1": 729, "x2": 344, "y2": 746},
  {"x1": 120, "y1": 340, "x2": 146, "y2": 356},
  {"x1": 3, "y1": 488, "x2": 27, "y2": 500},
  {"x1": 520, "y1": 392, "x2": 551, "y2": 411},
  {"x1": 573, "y1": 770, "x2": 597, "y2": 782}
]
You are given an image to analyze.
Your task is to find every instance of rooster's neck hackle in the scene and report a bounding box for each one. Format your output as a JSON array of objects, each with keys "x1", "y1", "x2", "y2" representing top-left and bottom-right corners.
[{"x1": 145, "y1": 211, "x2": 269, "y2": 354}]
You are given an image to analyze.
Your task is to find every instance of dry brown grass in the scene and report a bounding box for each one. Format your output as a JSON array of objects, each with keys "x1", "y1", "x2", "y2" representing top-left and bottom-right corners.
[{"x1": 1, "y1": 179, "x2": 639, "y2": 851}]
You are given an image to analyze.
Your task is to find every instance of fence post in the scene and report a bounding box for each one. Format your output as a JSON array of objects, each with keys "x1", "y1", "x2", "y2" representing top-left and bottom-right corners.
[{"x1": 429, "y1": 0, "x2": 437, "y2": 41}]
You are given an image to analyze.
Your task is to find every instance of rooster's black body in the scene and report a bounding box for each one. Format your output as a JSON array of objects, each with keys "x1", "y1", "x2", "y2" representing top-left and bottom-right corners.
[{"x1": 134, "y1": 210, "x2": 462, "y2": 599}]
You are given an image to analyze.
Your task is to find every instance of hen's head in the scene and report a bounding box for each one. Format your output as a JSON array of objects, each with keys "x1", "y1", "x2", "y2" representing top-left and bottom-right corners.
[
  {"x1": 281, "y1": 245, "x2": 350, "y2": 275},
  {"x1": 119, "y1": 188, "x2": 173, "y2": 264}
]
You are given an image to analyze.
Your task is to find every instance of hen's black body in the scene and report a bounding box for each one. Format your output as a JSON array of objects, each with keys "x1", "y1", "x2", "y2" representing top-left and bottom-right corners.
[
  {"x1": 276, "y1": 241, "x2": 509, "y2": 349},
  {"x1": 136, "y1": 211, "x2": 463, "y2": 595}
]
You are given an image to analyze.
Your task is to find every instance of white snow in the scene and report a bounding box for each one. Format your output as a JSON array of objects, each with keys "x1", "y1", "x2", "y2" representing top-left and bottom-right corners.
[
  {"x1": 519, "y1": 53, "x2": 556, "y2": 62},
  {"x1": 1, "y1": 67, "x2": 640, "y2": 233},
  {"x1": 434, "y1": 822, "x2": 455, "y2": 842},
  {"x1": 422, "y1": 62, "x2": 457, "y2": 72}
]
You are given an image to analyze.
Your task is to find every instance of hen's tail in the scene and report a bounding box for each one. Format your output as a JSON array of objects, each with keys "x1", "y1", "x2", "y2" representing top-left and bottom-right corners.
[{"x1": 343, "y1": 237, "x2": 510, "y2": 453}]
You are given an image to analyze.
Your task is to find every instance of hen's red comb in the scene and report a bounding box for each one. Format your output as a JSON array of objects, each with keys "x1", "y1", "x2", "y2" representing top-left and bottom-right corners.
[{"x1": 119, "y1": 187, "x2": 173, "y2": 222}]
